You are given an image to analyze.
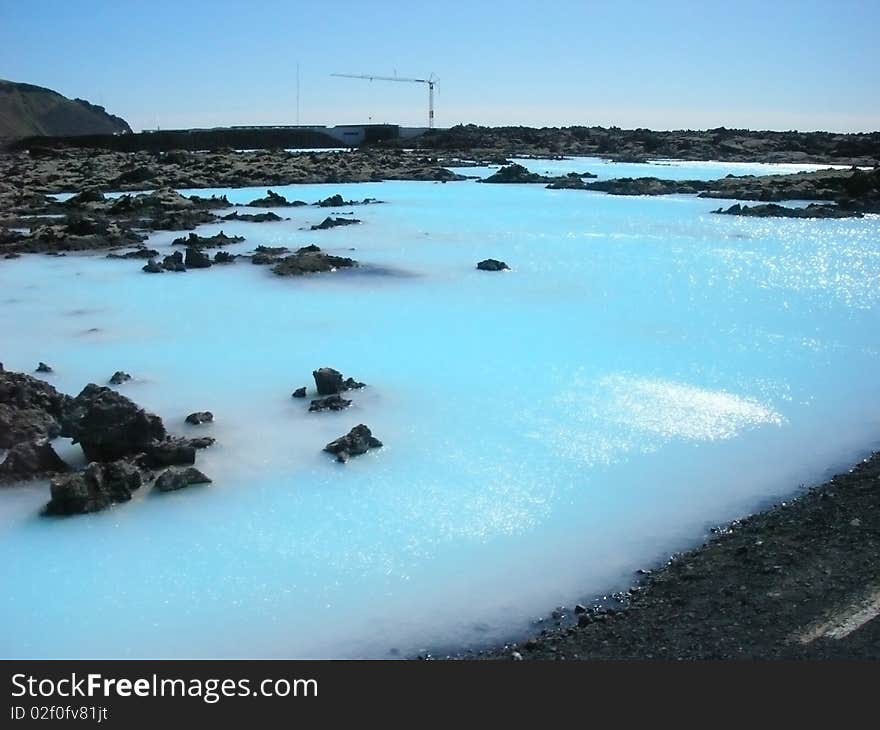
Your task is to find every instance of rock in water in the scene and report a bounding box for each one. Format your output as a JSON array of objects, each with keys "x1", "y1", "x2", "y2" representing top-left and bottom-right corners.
[
  {"x1": 162, "y1": 251, "x2": 186, "y2": 271},
  {"x1": 154, "y1": 466, "x2": 212, "y2": 492},
  {"x1": 108, "y1": 371, "x2": 132, "y2": 385},
  {"x1": 291, "y1": 387, "x2": 307, "y2": 399},
  {"x1": 310, "y1": 216, "x2": 361, "y2": 230},
  {"x1": 309, "y1": 395, "x2": 352, "y2": 412},
  {"x1": 0, "y1": 439, "x2": 68, "y2": 481},
  {"x1": 45, "y1": 460, "x2": 142, "y2": 515},
  {"x1": 184, "y1": 247, "x2": 212, "y2": 269},
  {"x1": 312, "y1": 367, "x2": 366, "y2": 395},
  {"x1": 61, "y1": 384, "x2": 167, "y2": 461},
  {"x1": 36, "y1": 362, "x2": 53, "y2": 373},
  {"x1": 477, "y1": 258, "x2": 510, "y2": 271},
  {"x1": 0, "y1": 369, "x2": 73, "y2": 448},
  {"x1": 142, "y1": 438, "x2": 196, "y2": 467},
  {"x1": 185, "y1": 411, "x2": 214, "y2": 425},
  {"x1": 214, "y1": 251, "x2": 236, "y2": 264},
  {"x1": 482, "y1": 163, "x2": 548, "y2": 184},
  {"x1": 142, "y1": 259, "x2": 163, "y2": 273},
  {"x1": 323, "y1": 424, "x2": 383, "y2": 463},
  {"x1": 313, "y1": 367, "x2": 344, "y2": 395}
]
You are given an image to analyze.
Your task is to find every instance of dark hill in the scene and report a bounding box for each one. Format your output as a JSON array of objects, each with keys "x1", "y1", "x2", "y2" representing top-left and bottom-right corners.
[{"x1": 0, "y1": 79, "x2": 131, "y2": 141}]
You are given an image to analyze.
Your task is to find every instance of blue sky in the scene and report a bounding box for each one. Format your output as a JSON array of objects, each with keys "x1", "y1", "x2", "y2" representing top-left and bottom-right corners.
[{"x1": 1, "y1": 0, "x2": 877, "y2": 132}]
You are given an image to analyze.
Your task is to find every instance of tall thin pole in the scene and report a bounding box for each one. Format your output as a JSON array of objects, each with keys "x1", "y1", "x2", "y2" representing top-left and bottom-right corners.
[{"x1": 428, "y1": 82, "x2": 434, "y2": 129}]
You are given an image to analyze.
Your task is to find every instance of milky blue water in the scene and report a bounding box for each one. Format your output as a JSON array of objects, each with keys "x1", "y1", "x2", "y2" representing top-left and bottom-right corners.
[{"x1": 2, "y1": 158, "x2": 879, "y2": 658}]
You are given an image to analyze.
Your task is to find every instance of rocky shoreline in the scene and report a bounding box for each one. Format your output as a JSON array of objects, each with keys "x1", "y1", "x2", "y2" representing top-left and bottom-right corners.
[{"x1": 454, "y1": 451, "x2": 880, "y2": 660}]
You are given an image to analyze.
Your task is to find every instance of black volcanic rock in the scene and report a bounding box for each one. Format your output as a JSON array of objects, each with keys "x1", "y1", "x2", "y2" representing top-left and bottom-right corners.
[
  {"x1": 108, "y1": 371, "x2": 131, "y2": 385},
  {"x1": 712, "y1": 202, "x2": 862, "y2": 219},
  {"x1": 315, "y1": 194, "x2": 383, "y2": 207},
  {"x1": 0, "y1": 369, "x2": 72, "y2": 448},
  {"x1": 245, "y1": 190, "x2": 307, "y2": 207},
  {"x1": 309, "y1": 395, "x2": 352, "y2": 412},
  {"x1": 162, "y1": 251, "x2": 185, "y2": 271},
  {"x1": 222, "y1": 211, "x2": 283, "y2": 222},
  {"x1": 142, "y1": 259, "x2": 163, "y2": 273},
  {"x1": 323, "y1": 424, "x2": 383, "y2": 463},
  {"x1": 61, "y1": 383, "x2": 167, "y2": 462},
  {"x1": 172, "y1": 231, "x2": 244, "y2": 248},
  {"x1": 292, "y1": 387, "x2": 307, "y2": 399},
  {"x1": 477, "y1": 258, "x2": 509, "y2": 271},
  {"x1": 185, "y1": 411, "x2": 213, "y2": 425},
  {"x1": 213, "y1": 251, "x2": 236, "y2": 264},
  {"x1": 312, "y1": 368, "x2": 366, "y2": 396},
  {"x1": 0, "y1": 438, "x2": 68, "y2": 482},
  {"x1": 184, "y1": 247, "x2": 212, "y2": 268},
  {"x1": 272, "y1": 248, "x2": 357, "y2": 276},
  {"x1": 45, "y1": 460, "x2": 142, "y2": 515},
  {"x1": 154, "y1": 466, "x2": 212, "y2": 492},
  {"x1": 310, "y1": 216, "x2": 361, "y2": 230},
  {"x1": 482, "y1": 163, "x2": 548, "y2": 183}
]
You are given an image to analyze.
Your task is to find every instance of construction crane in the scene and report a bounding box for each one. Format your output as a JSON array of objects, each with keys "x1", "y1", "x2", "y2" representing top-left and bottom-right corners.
[{"x1": 331, "y1": 73, "x2": 437, "y2": 129}]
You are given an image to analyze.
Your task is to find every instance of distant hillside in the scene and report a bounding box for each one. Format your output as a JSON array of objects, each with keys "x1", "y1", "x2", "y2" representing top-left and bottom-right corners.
[{"x1": 0, "y1": 80, "x2": 131, "y2": 141}]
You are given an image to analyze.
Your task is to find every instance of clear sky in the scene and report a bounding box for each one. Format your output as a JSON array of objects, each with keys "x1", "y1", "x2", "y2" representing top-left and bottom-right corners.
[{"x1": 1, "y1": 0, "x2": 877, "y2": 133}]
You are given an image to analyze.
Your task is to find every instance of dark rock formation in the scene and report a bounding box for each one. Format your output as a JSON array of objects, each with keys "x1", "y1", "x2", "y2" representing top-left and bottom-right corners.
[
  {"x1": 323, "y1": 424, "x2": 383, "y2": 463},
  {"x1": 309, "y1": 395, "x2": 352, "y2": 412},
  {"x1": 245, "y1": 190, "x2": 307, "y2": 207},
  {"x1": 222, "y1": 211, "x2": 283, "y2": 222},
  {"x1": 310, "y1": 216, "x2": 361, "y2": 230},
  {"x1": 62, "y1": 383, "x2": 166, "y2": 462},
  {"x1": 142, "y1": 259, "x2": 163, "y2": 273},
  {"x1": 0, "y1": 370, "x2": 72, "y2": 447},
  {"x1": 187, "y1": 436, "x2": 216, "y2": 450},
  {"x1": 142, "y1": 438, "x2": 196, "y2": 468},
  {"x1": 187, "y1": 193, "x2": 232, "y2": 209},
  {"x1": 477, "y1": 258, "x2": 510, "y2": 271},
  {"x1": 45, "y1": 460, "x2": 142, "y2": 515},
  {"x1": 107, "y1": 247, "x2": 160, "y2": 260},
  {"x1": 36, "y1": 362, "x2": 53, "y2": 373},
  {"x1": 0, "y1": 438, "x2": 68, "y2": 482},
  {"x1": 184, "y1": 247, "x2": 212, "y2": 268},
  {"x1": 712, "y1": 202, "x2": 862, "y2": 219},
  {"x1": 545, "y1": 172, "x2": 599, "y2": 189},
  {"x1": 162, "y1": 251, "x2": 185, "y2": 271},
  {"x1": 272, "y1": 247, "x2": 357, "y2": 276},
  {"x1": 108, "y1": 371, "x2": 131, "y2": 385},
  {"x1": 172, "y1": 231, "x2": 244, "y2": 248},
  {"x1": 312, "y1": 368, "x2": 366, "y2": 396},
  {"x1": 213, "y1": 251, "x2": 236, "y2": 264},
  {"x1": 315, "y1": 194, "x2": 382, "y2": 207},
  {"x1": 154, "y1": 466, "x2": 212, "y2": 492},
  {"x1": 292, "y1": 387, "x2": 307, "y2": 398},
  {"x1": 482, "y1": 163, "x2": 548, "y2": 183},
  {"x1": 185, "y1": 411, "x2": 213, "y2": 425},
  {"x1": 585, "y1": 177, "x2": 705, "y2": 195}
]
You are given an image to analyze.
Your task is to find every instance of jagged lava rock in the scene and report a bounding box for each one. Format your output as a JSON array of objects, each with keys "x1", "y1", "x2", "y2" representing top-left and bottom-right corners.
[
  {"x1": 477, "y1": 258, "x2": 510, "y2": 271},
  {"x1": 0, "y1": 369, "x2": 72, "y2": 448},
  {"x1": 45, "y1": 460, "x2": 142, "y2": 515},
  {"x1": 62, "y1": 384, "x2": 166, "y2": 461},
  {"x1": 185, "y1": 411, "x2": 213, "y2": 425},
  {"x1": 108, "y1": 371, "x2": 132, "y2": 385},
  {"x1": 309, "y1": 395, "x2": 352, "y2": 412},
  {"x1": 0, "y1": 439, "x2": 68, "y2": 482},
  {"x1": 154, "y1": 466, "x2": 212, "y2": 492},
  {"x1": 323, "y1": 424, "x2": 383, "y2": 463}
]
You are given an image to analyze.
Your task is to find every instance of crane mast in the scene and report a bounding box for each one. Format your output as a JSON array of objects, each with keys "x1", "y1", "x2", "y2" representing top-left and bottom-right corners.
[{"x1": 331, "y1": 73, "x2": 437, "y2": 129}]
